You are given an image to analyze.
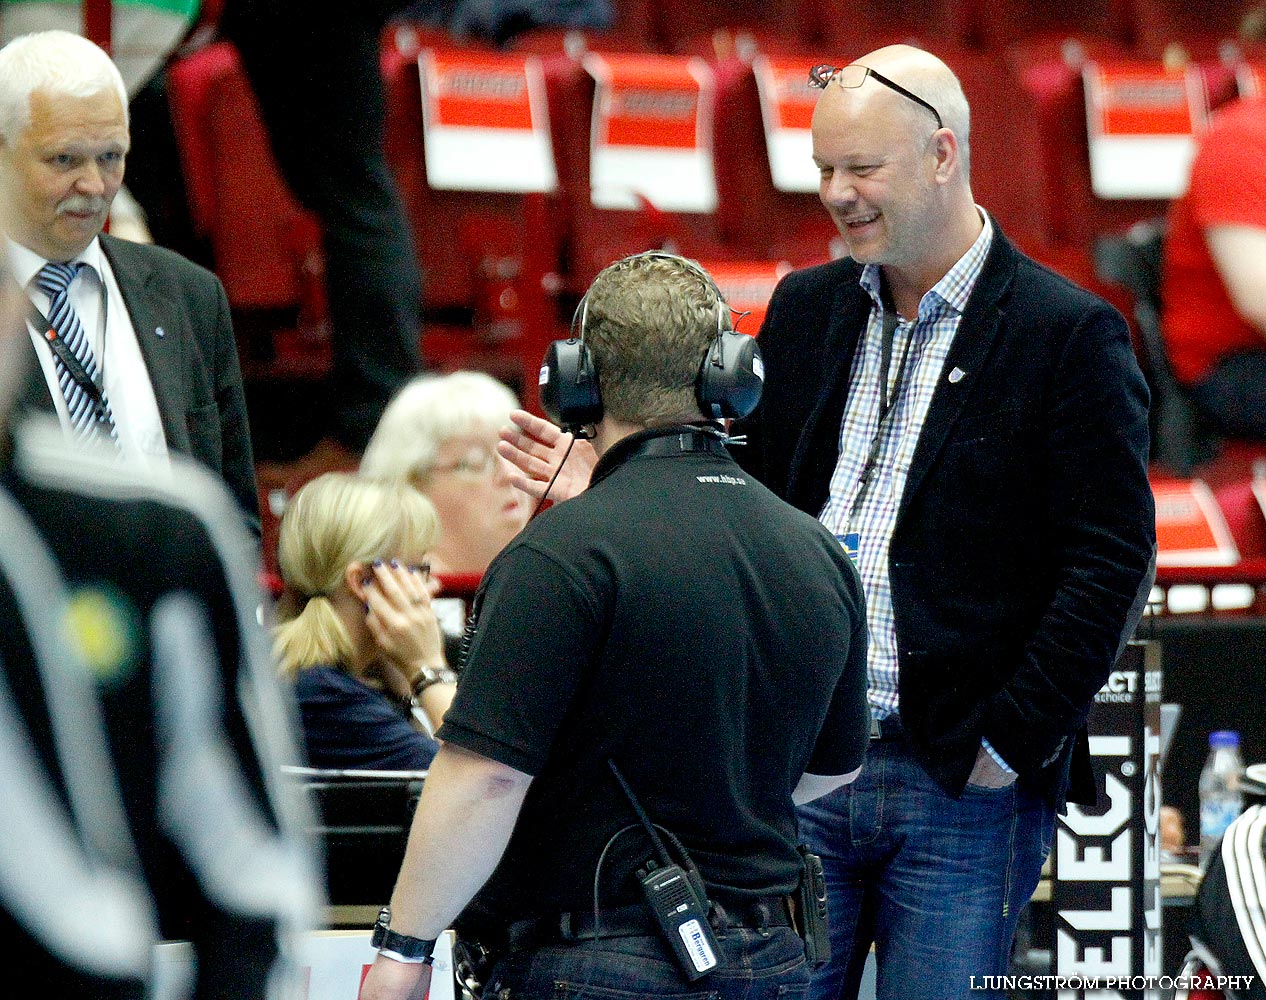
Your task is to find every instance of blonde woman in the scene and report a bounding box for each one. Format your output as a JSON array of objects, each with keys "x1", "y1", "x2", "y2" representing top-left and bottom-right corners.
[{"x1": 274, "y1": 473, "x2": 451, "y2": 770}]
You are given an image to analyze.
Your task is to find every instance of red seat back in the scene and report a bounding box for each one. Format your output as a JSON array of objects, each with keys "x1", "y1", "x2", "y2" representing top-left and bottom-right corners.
[
  {"x1": 971, "y1": 0, "x2": 1132, "y2": 50},
  {"x1": 166, "y1": 41, "x2": 322, "y2": 314},
  {"x1": 1133, "y1": 0, "x2": 1253, "y2": 59},
  {"x1": 1215, "y1": 480, "x2": 1266, "y2": 560},
  {"x1": 1016, "y1": 55, "x2": 1172, "y2": 247}
]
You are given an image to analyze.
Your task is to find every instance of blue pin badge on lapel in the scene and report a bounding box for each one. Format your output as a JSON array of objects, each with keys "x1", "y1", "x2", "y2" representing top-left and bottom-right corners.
[
  {"x1": 948, "y1": 367, "x2": 966, "y2": 383},
  {"x1": 155, "y1": 326, "x2": 166, "y2": 338}
]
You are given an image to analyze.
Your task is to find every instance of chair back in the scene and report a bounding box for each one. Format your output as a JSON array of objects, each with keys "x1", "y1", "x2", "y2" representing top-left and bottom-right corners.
[{"x1": 283, "y1": 766, "x2": 425, "y2": 905}]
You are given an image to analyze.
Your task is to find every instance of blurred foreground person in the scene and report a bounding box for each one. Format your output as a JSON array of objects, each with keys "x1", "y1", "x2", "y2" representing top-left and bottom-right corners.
[
  {"x1": 275, "y1": 472, "x2": 450, "y2": 765},
  {"x1": 360, "y1": 371, "x2": 529, "y2": 579},
  {"x1": 0, "y1": 430, "x2": 155, "y2": 994},
  {"x1": 1185, "y1": 802, "x2": 1266, "y2": 999},
  {"x1": 361, "y1": 251, "x2": 870, "y2": 1000},
  {"x1": 0, "y1": 198, "x2": 319, "y2": 992}
]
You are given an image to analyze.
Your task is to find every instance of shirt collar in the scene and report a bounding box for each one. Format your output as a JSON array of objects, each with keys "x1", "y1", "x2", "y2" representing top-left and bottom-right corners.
[
  {"x1": 858, "y1": 207, "x2": 994, "y2": 320},
  {"x1": 7, "y1": 235, "x2": 104, "y2": 291},
  {"x1": 589, "y1": 422, "x2": 729, "y2": 488}
]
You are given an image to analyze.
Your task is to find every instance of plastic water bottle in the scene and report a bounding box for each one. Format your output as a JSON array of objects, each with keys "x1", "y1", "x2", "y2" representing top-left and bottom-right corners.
[{"x1": 1198, "y1": 730, "x2": 1244, "y2": 869}]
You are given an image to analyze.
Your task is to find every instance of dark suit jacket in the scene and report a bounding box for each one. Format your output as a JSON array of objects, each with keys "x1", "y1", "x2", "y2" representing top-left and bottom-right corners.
[
  {"x1": 20, "y1": 234, "x2": 259, "y2": 533},
  {"x1": 734, "y1": 228, "x2": 1156, "y2": 805}
]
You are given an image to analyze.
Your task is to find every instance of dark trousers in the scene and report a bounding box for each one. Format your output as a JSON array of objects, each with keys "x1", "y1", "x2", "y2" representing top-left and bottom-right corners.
[
  {"x1": 1190, "y1": 350, "x2": 1266, "y2": 442},
  {"x1": 223, "y1": 0, "x2": 424, "y2": 450},
  {"x1": 484, "y1": 926, "x2": 810, "y2": 1000}
]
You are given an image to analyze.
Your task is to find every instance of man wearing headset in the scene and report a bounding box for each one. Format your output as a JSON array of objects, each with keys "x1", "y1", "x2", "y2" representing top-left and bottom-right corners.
[
  {"x1": 361, "y1": 252, "x2": 870, "y2": 1000},
  {"x1": 497, "y1": 46, "x2": 1156, "y2": 1000}
]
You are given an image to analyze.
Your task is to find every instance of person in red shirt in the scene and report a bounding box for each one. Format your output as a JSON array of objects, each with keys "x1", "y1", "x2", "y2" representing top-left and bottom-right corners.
[{"x1": 1161, "y1": 96, "x2": 1266, "y2": 437}]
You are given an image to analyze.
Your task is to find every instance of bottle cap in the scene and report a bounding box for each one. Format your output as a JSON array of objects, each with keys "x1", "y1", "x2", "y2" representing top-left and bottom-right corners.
[{"x1": 1210, "y1": 729, "x2": 1240, "y2": 748}]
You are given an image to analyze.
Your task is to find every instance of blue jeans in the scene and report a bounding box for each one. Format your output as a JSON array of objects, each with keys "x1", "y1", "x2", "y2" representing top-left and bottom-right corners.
[
  {"x1": 484, "y1": 925, "x2": 810, "y2": 999},
  {"x1": 797, "y1": 735, "x2": 1055, "y2": 1000}
]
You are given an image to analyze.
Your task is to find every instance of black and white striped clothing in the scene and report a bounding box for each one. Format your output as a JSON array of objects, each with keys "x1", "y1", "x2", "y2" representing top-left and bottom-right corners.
[{"x1": 1194, "y1": 803, "x2": 1266, "y2": 999}]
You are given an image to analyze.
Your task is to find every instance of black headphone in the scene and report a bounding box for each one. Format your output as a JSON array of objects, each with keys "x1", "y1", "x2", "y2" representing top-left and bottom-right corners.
[{"x1": 538, "y1": 252, "x2": 764, "y2": 434}]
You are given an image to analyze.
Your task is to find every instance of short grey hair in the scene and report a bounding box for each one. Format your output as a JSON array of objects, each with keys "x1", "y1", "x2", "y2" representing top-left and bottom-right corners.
[
  {"x1": 885, "y1": 59, "x2": 972, "y2": 179},
  {"x1": 917, "y1": 69, "x2": 971, "y2": 178},
  {"x1": 359, "y1": 371, "x2": 519, "y2": 484},
  {"x1": 0, "y1": 31, "x2": 129, "y2": 145}
]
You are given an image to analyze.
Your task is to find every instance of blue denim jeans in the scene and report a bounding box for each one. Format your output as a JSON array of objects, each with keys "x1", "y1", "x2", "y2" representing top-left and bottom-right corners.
[
  {"x1": 797, "y1": 735, "x2": 1055, "y2": 1000},
  {"x1": 484, "y1": 924, "x2": 810, "y2": 1000}
]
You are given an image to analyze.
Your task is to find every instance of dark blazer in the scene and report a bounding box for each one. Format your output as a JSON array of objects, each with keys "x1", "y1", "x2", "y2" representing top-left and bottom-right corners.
[
  {"x1": 734, "y1": 228, "x2": 1156, "y2": 805},
  {"x1": 20, "y1": 234, "x2": 259, "y2": 533}
]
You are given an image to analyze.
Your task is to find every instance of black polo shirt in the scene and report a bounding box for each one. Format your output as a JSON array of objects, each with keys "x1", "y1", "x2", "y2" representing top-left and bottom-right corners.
[{"x1": 438, "y1": 425, "x2": 869, "y2": 926}]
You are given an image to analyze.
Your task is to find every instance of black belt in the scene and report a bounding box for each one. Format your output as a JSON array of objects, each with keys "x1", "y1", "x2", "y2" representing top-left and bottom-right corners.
[
  {"x1": 508, "y1": 893, "x2": 793, "y2": 948},
  {"x1": 869, "y1": 714, "x2": 904, "y2": 740}
]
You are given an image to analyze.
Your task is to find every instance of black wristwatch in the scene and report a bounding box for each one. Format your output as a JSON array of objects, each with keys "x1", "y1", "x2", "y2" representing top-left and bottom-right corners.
[{"x1": 372, "y1": 906, "x2": 437, "y2": 964}]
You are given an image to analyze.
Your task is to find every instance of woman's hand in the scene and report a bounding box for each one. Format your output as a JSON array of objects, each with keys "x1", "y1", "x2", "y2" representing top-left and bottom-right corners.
[
  {"x1": 364, "y1": 561, "x2": 447, "y2": 682},
  {"x1": 496, "y1": 409, "x2": 596, "y2": 504}
]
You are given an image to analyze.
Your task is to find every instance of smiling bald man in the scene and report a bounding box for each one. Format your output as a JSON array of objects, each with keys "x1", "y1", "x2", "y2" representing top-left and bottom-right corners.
[{"x1": 730, "y1": 45, "x2": 1157, "y2": 1000}]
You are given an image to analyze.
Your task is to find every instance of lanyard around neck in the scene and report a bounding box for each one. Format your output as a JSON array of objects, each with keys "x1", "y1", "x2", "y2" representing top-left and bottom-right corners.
[
  {"x1": 27, "y1": 297, "x2": 107, "y2": 410},
  {"x1": 847, "y1": 303, "x2": 915, "y2": 525}
]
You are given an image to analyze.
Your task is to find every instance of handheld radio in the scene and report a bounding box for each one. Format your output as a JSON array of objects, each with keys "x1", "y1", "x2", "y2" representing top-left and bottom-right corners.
[{"x1": 608, "y1": 760, "x2": 723, "y2": 980}]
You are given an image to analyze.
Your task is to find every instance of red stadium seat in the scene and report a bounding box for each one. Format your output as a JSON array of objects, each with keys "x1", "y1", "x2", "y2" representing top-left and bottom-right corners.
[
  {"x1": 535, "y1": 47, "x2": 732, "y2": 291},
  {"x1": 1195, "y1": 56, "x2": 1247, "y2": 110},
  {"x1": 1213, "y1": 480, "x2": 1266, "y2": 560},
  {"x1": 510, "y1": 25, "x2": 655, "y2": 57},
  {"x1": 939, "y1": 48, "x2": 1052, "y2": 250},
  {"x1": 1005, "y1": 34, "x2": 1134, "y2": 76},
  {"x1": 710, "y1": 53, "x2": 838, "y2": 264},
  {"x1": 1132, "y1": 0, "x2": 1255, "y2": 60},
  {"x1": 1003, "y1": 33, "x2": 1141, "y2": 293},
  {"x1": 1015, "y1": 54, "x2": 1172, "y2": 249},
  {"x1": 969, "y1": 0, "x2": 1132, "y2": 51},
  {"x1": 380, "y1": 26, "x2": 564, "y2": 395},
  {"x1": 813, "y1": 0, "x2": 972, "y2": 53},
  {"x1": 644, "y1": 0, "x2": 815, "y2": 53},
  {"x1": 165, "y1": 41, "x2": 331, "y2": 379},
  {"x1": 606, "y1": 0, "x2": 659, "y2": 48}
]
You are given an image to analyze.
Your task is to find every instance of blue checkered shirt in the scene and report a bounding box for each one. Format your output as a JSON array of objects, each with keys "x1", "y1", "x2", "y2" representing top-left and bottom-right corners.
[{"x1": 819, "y1": 212, "x2": 995, "y2": 728}]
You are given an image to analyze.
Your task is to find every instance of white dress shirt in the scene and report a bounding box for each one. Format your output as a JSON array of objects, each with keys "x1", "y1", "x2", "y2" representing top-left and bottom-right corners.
[{"x1": 11, "y1": 236, "x2": 170, "y2": 471}]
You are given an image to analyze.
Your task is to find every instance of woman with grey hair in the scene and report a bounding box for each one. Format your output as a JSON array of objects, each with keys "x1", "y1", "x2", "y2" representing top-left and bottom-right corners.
[{"x1": 360, "y1": 371, "x2": 530, "y2": 578}]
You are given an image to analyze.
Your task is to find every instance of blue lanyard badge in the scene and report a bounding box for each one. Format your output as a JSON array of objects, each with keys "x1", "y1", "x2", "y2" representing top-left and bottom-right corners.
[{"x1": 837, "y1": 532, "x2": 860, "y2": 566}]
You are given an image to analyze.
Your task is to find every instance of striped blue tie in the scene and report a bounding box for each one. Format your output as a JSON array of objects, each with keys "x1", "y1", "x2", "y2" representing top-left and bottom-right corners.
[{"x1": 35, "y1": 261, "x2": 119, "y2": 448}]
